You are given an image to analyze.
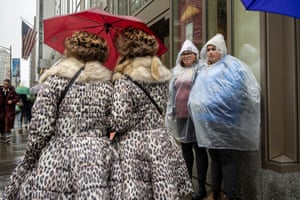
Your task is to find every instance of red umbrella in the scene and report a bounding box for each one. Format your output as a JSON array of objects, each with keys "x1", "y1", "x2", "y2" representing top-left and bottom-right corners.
[{"x1": 43, "y1": 8, "x2": 168, "y2": 70}]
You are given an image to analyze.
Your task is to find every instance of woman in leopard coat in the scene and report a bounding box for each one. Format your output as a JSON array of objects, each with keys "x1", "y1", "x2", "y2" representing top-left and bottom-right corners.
[
  {"x1": 110, "y1": 27, "x2": 193, "y2": 200},
  {"x1": 2, "y1": 31, "x2": 115, "y2": 199}
]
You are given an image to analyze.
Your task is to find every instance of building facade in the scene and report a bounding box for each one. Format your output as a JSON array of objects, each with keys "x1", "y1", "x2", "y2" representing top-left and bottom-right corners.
[
  {"x1": 0, "y1": 49, "x2": 11, "y2": 84},
  {"x1": 33, "y1": 0, "x2": 106, "y2": 85}
]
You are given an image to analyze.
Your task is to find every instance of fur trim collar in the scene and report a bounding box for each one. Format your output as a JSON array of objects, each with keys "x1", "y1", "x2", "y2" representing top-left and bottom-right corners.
[
  {"x1": 39, "y1": 57, "x2": 112, "y2": 83},
  {"x1": 112, "y1": 56, "x2": 172, "y2": 83}
]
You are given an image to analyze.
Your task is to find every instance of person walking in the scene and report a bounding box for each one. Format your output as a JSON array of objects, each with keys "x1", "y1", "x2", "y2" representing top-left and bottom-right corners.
[
  {"x1": 109, "y1": 27, "x2": 193, "y2": 200},
  {"x1": 166, "y1": 39, "x2": 208, "y2": 200},
  {"x1": 0, "y1": 79, "x2": 19, "y2": 142},
  {"x1": 2, "y1": 31, "x2": 115, "y2": 199},
  {"x1": 18, "y1": 94, "x2": 31, "y2": 128},
  {"x1": 188, "y1": 33, "x2": 260, "y2": 200}
]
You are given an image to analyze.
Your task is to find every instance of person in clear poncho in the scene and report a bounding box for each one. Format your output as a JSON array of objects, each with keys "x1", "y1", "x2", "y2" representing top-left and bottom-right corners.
[
  {"x1": 166, "y1": 39, "x2": 208, "y2": 200},
  {"x1": 188, "y1": 34, "x2": 260, "y2": 200}
]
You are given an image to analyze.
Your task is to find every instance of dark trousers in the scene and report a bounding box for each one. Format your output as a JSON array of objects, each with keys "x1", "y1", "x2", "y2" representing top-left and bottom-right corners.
[
  {"x1": 0, "y1": 112, "x2": 15, "y2": 134},
  {"x1": 182, "y1": 142, "x2": 208, "y2": 193},
  {"x1": 209, "y1": 149, "x2": 238, "y2": 198}
]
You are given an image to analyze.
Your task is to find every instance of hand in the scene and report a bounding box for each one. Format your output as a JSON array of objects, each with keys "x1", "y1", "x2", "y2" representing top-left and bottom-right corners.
[
  {"x1": 109, "y1": 132, "x2": 116, "y2": 141},
  {"x1": 8, "y1": 100, "x2": 12, "y2": 104}
]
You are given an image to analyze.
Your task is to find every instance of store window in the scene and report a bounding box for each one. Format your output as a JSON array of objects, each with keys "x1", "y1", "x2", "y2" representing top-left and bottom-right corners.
[
  {"x1": 232, "y1": 1, "x2": 260, "y2": 82},
  {"x1": 118, "y1": 0, "x2": 128, "y2": 15},
  {"x1": 130, "y1": 0, "x2": 142, "y2": 14},
  {"x1": 206, "y1": 0, "x2": 227, "y2": 40},
  {"x1": 172, "y1": 0, "x2": 203, "y2": 66}
]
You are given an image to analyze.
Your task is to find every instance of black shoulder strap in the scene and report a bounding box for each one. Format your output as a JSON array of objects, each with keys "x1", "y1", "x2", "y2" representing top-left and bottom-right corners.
[
  {"x1": 57, "y1": 67, "x2": 84, "y2": 111},
  {"x1": 125, "y1": 75, "x2": 163, "y2": 115}
]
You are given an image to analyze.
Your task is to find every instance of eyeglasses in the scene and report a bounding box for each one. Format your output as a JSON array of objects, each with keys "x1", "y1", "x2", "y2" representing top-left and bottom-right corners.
[{"x1": 181, "y1": 52, "x2": 194, "y2": 56}]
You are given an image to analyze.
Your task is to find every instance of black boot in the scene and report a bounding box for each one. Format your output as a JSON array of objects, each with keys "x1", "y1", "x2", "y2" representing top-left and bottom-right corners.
[{"x1": 191, "y1": 183, "x2": 207, "y2": 200}]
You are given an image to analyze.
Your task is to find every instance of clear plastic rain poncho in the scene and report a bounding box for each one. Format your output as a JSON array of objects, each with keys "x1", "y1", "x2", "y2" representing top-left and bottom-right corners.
[
  {"x1": 165, "y1": 40, "x2": 200, "y2": 143},
  {"x1": 188, "y1": 34, "x2": 261, "y2": 150}
]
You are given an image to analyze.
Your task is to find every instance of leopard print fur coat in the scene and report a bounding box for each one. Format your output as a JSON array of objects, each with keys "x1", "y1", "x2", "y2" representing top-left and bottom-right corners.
[
  {"x1": 2, "y1": 57, "x2": 115, "y2": 199},
  {"x1": 110, "y1": 56, "x2": 193, "y2": 200}
]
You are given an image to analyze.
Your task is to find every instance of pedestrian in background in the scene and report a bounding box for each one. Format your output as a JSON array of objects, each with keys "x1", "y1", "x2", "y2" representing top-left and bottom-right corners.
[
  {"x1": 2, "y1": 31, "x2": 115, "y2": 199},
  {"x1": 188, "y1": 34, "x2": 260, "y2": 200},
  {"x1": 166, "y1": 39, "x2": 208, "y2": 200},
  {"x1": 0, "y1": 79, "x2": 19, "y2": 142},
  {"x1": 16, "y1": 94, "x2": 31, "y2": 129},
  {"x1": 109, "y1": 27, "x2": 193, "y2": 200},
  {"x1": 14, "y1": 98, "x2": 23, "y2": 130}
]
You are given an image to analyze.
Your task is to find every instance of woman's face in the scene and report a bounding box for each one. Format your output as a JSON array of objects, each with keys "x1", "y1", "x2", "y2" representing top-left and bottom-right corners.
[
  {"x1": 206, "y1": 44, "x2": 222, "y2": 65},
  {"x1": 181, "y1": 51, "x2": 197, "y2": 67}
]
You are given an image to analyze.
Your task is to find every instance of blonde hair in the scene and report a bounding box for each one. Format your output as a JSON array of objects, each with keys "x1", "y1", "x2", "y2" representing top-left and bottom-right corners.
[
  {"x1": 114, "y1": 27, "x2": 158, "y2": 62},
  {"x1": 64, "y1": 31, "x2": 108, "y2": 63}
]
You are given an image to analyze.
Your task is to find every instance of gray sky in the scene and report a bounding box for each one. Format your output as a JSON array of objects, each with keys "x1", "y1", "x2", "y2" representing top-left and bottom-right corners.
[{"x1": 0, "y1": 0, "x2": 36, "y2": 86}]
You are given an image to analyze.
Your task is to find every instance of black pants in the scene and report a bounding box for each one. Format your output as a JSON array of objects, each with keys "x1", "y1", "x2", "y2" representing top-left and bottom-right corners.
[
  {"x1": 209, "y1": 149, "x2": 238, "y2": 198},
  {"x1": 181, "y1": 142, "x2": 208, "y2": 193}
]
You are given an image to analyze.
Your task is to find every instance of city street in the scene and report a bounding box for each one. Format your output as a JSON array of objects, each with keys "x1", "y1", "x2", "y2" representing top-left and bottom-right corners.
[
  {"x1": 0, "y1": 127, "x2": 28, "y2": 192},
  {"x1": 0, "y1": 126, "x2": 214, "y2": 199}
]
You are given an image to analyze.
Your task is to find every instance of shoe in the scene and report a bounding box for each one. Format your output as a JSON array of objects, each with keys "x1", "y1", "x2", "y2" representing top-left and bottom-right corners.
[
  {"x1": 0, "y1": 135, "x2": 10, "y2": 143},
  {"x1": 3, "y1": 131, "x2": 11, "y2": 137}
]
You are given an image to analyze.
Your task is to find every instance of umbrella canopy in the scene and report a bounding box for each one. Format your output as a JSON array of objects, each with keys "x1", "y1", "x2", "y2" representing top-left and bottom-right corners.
[
  {"x1": 43, "y1": 8, "x2": 168, "y2": 70},
  {"x1": 16, "y1": 86, "x2": 30, "y2": 95},
  {"x1": 241, "y1": 0, "x2": 300, "y2": 18}
]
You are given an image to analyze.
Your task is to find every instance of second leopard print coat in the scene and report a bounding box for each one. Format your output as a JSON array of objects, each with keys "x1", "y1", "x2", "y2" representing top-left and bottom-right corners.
[{"x1": 110, "y1": 56, "x2": 193, "y2": 200}]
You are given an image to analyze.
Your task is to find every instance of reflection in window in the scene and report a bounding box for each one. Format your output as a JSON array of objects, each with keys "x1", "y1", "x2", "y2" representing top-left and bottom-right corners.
[
  {"x1": 130, "y1": 0, "x2": 141, "y2": 14},
  {"x1": 207, "y1": 0, "x2": 227, "y2": 40},
  {"x1": 108, "y1": 0, "x2": 114, "y2": 13},
  {"x1": 118, "y1": 0, "x2": 128, "y2": 15},
  {"x1": 173, "y1": 0, "x2": 203, "y2": 65},
  {"x1": 233, "y1": 1, "x2": 260, "y2": 82}
]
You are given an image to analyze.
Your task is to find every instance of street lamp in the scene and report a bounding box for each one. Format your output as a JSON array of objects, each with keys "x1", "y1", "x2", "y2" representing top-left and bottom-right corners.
[{"x1": 0, "y1": 44, "x2": 12, "y2": 82}]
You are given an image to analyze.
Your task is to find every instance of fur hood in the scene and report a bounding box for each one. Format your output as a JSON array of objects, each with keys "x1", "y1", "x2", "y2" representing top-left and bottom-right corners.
[
  {"x1": 39, "y1": 57, "x2": 112, "y2": 83},
  {"x1": 112, "y1": 56, "x2": 172, "y2": 83}
]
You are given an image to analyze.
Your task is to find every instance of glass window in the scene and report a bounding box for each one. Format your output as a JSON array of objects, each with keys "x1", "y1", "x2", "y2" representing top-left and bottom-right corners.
[
  {"x1": 130, "y1": 0, "x2": 142, "y2": 14},
  {"x1": 233, "y1": 1, "x2": 260, "y2": 82},
  {"x1": 85, "y1": 0, "x2": 91, "y2": 9},
  {"x1": 107, "y1": 0, "x2": 114, "y2": 13},
  {"x1": 118, "y1": 0, "x2": 128, "y2": 15},
  {"x1": 172, "y1": 0, "x2": 204, "y2": 66},
  {"x1": 207, "y1": 0, "x2": 227, "y2": 40},
  {"x1": 113, "y1": 0, "x2": 119, "y2": 14}
]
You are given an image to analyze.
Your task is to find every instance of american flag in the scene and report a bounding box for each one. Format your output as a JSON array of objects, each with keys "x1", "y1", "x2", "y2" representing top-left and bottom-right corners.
[{"x1": 22, "y1": 20, "x2": 37, "y2": 60}]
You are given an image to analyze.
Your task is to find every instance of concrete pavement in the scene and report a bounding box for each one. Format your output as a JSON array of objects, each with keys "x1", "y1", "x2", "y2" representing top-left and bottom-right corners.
[
  {"x1": 0, "y1": 126, "x2": 216, "y2": 199},
  {"x1": 0, "y1": 126, "x2": 28, "y2": 192}
]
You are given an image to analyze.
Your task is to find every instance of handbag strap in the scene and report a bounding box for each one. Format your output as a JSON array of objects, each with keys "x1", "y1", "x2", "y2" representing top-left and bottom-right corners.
[
  {"x1": 57, "y1": 66, "x2": 84, "y2": 112},
  {"x1": 125, "y1": 74, "x2": 163, "y2": 115}
]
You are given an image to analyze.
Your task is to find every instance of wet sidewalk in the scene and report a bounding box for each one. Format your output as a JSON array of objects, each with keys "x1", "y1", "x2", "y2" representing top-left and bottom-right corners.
[
  {"x1": 0, "y1": 127, "x2": 28, "y2": 192},
  {"x1": 0, "y1": 126, "x2": 216, "y2": 199}
]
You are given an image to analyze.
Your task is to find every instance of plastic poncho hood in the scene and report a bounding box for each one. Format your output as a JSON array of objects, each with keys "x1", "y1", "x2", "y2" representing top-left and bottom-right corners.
[
  {"x1": 200, "y1": 33, "x2": 227, "y2": 63},
  {"x1": 175, "y1": 39, "x2": 199, "y2": 67}
]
